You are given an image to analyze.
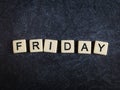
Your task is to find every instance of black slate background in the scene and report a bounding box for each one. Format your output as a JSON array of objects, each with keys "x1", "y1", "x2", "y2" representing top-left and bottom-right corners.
[{"x1": 0, "y1": 0, "x2": 120, "y2": 90}]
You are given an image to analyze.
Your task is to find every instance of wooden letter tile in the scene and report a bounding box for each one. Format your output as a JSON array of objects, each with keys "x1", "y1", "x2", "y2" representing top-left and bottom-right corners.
[
  {"x1": 13, "y1": 39, "x2": 27, "y2": 53},
  {"x1": 94, "y1": 41, "x2": 109, "y2": 55},
  {"x1": 29, "y1": 39, "x2": 43, "y2": 53},
  {"x1": 61, "y1": 40, "x2": 74, "y2": 53},
  {"x1": 78, "y1": 41, "x2": 91, "y2": 54},
  {"x1": 44, "y1": 39, "x2": 58, "y2": 53}
]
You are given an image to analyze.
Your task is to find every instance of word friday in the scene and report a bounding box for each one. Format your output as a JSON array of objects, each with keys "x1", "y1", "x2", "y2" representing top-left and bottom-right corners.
[{"x1": 12, "y1": 39, "x2": 109, "y2": 55}]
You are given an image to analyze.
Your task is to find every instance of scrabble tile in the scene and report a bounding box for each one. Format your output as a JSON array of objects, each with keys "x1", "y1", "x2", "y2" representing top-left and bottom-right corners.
[
  {"x1": 44, "y1": 39, "x2": 58, "y2": 53},
  {"x1": 29, "y1": 39, "x2": 43, "y2": 53},
  {"x1": 13, "y1": 39, "x2": 27, "y2": 53},
  {"x1": 78, "y1": 41, "x2": 91, "y2": 54},
  {"x1": 94, "y1": 41, "x2": 108, "y2": 55},
  {"x1": 61, "y1": 40, "x2": 74, "y2": 53}
]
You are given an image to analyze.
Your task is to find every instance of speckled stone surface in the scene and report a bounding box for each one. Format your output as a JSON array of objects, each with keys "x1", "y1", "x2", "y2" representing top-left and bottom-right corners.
[{"x1": 0, "y1": 0, "x2": 120, "y2": 90}]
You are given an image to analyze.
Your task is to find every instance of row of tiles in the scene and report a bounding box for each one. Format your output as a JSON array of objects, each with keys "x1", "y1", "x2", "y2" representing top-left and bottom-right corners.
[{"x1": 12, "y1": 39, "x2": 109, "y2": 55}]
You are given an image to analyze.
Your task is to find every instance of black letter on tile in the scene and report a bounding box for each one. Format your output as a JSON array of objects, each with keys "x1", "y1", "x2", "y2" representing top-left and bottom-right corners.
[
  {"x1": 98, "y1": 43, "x2": 105, "y2": 52},
  {"x1": 16, "y1": 42, "x2": 22, "y2": 50},
  {"x1": 33, "y1": 42, "x2": 39, "y2": 49},
  {"x1": 49, "y1": 42, "x2": 52, "y2": 50},
  {"x1": 81, "y1": 43, "x2": 88, "y2": 51},
  {"x1": 64, "y1": 42, "x2": 71, "y2": 50}
]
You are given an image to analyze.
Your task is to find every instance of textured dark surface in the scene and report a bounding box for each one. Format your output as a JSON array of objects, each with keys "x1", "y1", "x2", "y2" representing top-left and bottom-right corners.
[{"x1": 0, "y1": 0, "x2": 120, "y2": 90}]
